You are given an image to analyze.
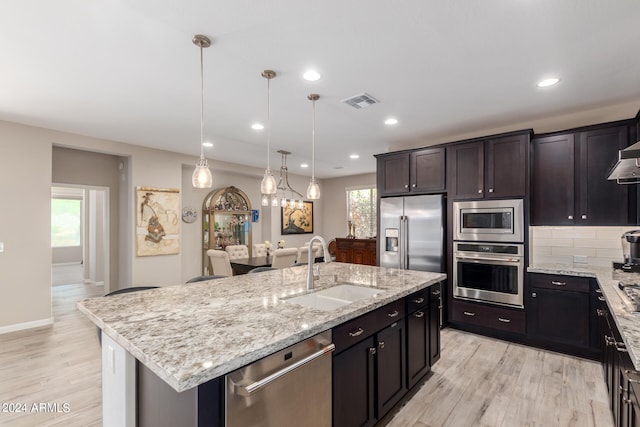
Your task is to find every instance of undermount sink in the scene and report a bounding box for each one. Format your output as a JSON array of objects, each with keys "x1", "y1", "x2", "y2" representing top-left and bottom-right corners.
[{"x1": 283, "y1": 284, "x2": 385, "y2": 311}]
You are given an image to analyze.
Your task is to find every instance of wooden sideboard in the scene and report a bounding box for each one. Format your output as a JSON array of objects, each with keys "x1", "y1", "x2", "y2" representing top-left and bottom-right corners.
[{"x1": 335, "y1": 238, "x2": 377, "y2": 266}]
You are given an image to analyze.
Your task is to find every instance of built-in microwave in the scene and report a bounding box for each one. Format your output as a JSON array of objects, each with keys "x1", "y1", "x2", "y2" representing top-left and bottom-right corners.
[{"x1": 453, "y1": 199, "x2": 524, "y2": 243}]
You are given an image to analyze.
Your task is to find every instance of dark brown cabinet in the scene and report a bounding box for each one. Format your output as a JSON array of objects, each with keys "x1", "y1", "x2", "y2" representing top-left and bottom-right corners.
[
  {"x1": 376, "y1": 148, "x2": 445, "y2": 196},
  {"x1": 406, "y1": 289, "x2": 430, "y2": 389},
  {"x1": 450, "y1": 299, "x2": 526, "y2": 335},
  {"x1": 448, "y1": 132, "x2": 529, "y2": 200},
  {"x1": 375, "y1": 321, "x2": 407, "y2": 417},
  {"x1": 531, "y1": 124, "x2": 633, "y2": 225},
  {"x1": 335, "y1": 238, "x2": 377, "y2": 266},
  {"x1": 527, "y1": 273, "x2": 600, "y2": 358},
  {"x1": 429, "y1": 284, "x2": 442, "y2": 365}
]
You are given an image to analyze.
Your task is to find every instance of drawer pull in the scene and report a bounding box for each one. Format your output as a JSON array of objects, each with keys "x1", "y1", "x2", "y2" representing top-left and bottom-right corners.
[
  {"x1": 432, "y1": 290, "x2": 441, "y2": 297},
  {"x1": 463, "y1": 311, "x2": 476, "y2": 317},
  {"x1": 379, "y1": 341, "x2": 385, "y2": 349},
  {"x1": 369, "y1": 347, "x2": 377, "y2": 355},
  {"x1": 413, "y1": 297, "x2": 425, "y2": 304},
  {"x1": 598, "y1": 296, "x2": 605, "y2": 302},
  {"x1": 551, "y1": 281, "x2": 566, "y2": 286},
  {"x1": 349, "y1": 327, "x2": 364, "y2": 337},
  {"x1": 387, "y1": 310, "x2": 400, "y2": 318},
  {"x1": 625, "y1": 370, "x2": 640, "y2": 384},
  {"x1": 498, "y1": 317, "x2": 511, "y2": 323},
  {"x1": 414, "y1": 311, "x2": 425, "y2": 318},
  {"x1": 597, "y1": 309, "x2": 606, "y2": 317},
  {"x1": 595, "y1": 288, "x2": 602, "y2": 294}
]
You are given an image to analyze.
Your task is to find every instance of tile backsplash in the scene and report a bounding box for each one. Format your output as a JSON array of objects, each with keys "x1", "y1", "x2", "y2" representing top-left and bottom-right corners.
[{"x1": 529, "y1": 226, "x2": 635, "y2": 267}]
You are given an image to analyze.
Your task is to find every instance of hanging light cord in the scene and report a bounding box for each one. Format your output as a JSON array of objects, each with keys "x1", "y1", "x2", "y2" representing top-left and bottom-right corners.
[
  {"x1": 311, "y1": 97, "x2": 316, "y2": 180},
  {"x1": 199, "y1": 42, "x2": 205, "y2": 161},
  {"x1": 266, "y1": 77, "x2": 271, "y2": 171}
]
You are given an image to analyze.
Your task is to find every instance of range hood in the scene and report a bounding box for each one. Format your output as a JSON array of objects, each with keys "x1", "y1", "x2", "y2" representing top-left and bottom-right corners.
[{"x1": 607, "y1": 141, "x2": 640, "y2": 183}]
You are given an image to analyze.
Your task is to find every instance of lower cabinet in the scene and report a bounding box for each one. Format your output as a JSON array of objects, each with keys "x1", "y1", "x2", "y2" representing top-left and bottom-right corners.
[
  {"x1": 333, "y1": 284, "x2": 441, "y2": 426},
  {"x1": 598, "y1": 300, "x2": 640, "y2": 427},
  {"x1": 527, "y1": 273, "x2": 600, "y2": 358},
  {"x1": 335, "y1": 238, "x2": 377, "y2": 266},
  {"x1": 450, "y1": 299, "x2": 526, "y2": 335}
]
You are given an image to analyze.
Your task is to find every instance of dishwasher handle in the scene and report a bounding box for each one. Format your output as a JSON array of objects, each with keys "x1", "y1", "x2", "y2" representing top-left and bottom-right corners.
[{"x1": 235, "y1": 343, "x2": 336, "y2": 396}]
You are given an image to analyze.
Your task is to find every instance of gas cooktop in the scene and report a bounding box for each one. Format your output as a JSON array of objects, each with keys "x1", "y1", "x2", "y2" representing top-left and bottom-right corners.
[{"x1": 618, "y1": 282, "x2": 640, "y2": 311}]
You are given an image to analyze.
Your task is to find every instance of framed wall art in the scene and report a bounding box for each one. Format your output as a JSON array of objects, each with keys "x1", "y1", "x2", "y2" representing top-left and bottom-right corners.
[
  {"x1": 136, "y1": 186, "x2": 180, "y2": 256},
  {"x1": 281, "y1": 201, "x2": 313, "y2": 235}
]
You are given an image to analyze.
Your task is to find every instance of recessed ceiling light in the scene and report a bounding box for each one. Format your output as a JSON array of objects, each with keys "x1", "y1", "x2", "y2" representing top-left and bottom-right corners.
[
  {"x1": 202, "y1": 142, "x2": 213, "y2": 148},
  {"x1": 300, "y1": 163, "x2": 309, "y2": 168},
  {"x1": 384, "y1": 118, "x2": 398, "y2": 125},
  {"x1": 251, "y1": 123, "x2": 264, "y2": 130},
  {"x1": 537, "y1": 77, "x2": 560, "y2": 88},
  {"x1": 303, "y1": 70, "x2": 321, "y2": 81},
  {"x1": 350, "y1": 154, "x2": 360, "y2": 159}
]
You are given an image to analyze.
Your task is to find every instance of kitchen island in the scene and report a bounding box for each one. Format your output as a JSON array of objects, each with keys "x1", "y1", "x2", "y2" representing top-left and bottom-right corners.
[{"x1": 78, "y1": 262, "x2": 445, "y2": 426}]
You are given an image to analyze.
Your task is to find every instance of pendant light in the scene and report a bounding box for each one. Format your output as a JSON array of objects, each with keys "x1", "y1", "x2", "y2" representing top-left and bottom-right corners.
[
  {"x1": 191, "y1": 34, "x2": 213, "y2": 189},
  {"x1": 306, "y1": 94, "x2": 320, "y2": 200},
  {"x1": 260, "y1": 70, "x2": 278, "y2": 205}
]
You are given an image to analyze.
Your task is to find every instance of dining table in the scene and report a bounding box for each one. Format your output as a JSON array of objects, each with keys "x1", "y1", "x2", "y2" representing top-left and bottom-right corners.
[{"x1": 229, "y1": 256, "x2": 273, "y2": 275}]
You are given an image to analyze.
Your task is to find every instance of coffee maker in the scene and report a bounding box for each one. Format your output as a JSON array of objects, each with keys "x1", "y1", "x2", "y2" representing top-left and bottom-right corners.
[{"x1": 621, "y1": 230, "x2": 640, "y2": 270}]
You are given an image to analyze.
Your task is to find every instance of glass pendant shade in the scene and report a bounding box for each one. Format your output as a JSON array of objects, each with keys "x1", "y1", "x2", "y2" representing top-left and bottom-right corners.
[
  {"x1": 261, "y1": 194, "x2": 269, "y2": 206},
  {"x1": 261, "y1": 169, "x2": 277, "y2": 194},
  {"x1": 271, "y1": 195, "x2": 278, "y2": 207},
  {"x1": 192, "y1": 157, "x2": 213, "y2": 188},
  {"x1": 306, "y1": 178, "x2": 320, "y2": 200}
]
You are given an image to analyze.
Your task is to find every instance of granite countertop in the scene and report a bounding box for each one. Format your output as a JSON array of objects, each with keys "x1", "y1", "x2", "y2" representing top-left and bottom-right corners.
[
  {"x1": 528, "y1": 263, "x2": 640, "y2": 370},
  {"x1": 77, "y1": 262, "x2": 445, "y2": 392}
]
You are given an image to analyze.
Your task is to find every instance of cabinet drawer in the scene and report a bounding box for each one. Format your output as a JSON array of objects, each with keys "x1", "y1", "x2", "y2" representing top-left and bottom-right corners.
[
  {"x1": 333, "y1": 300, "x2": 405, "y2": 353},
  {"x1": 406, "y1": 288, "x2": 429, "y2": 313},
  {"x1": 528, "y1": 273, "x2": 590, "y2": 293},
  {"x1": 451, "y1": 300, "x2": 525, "y2": 335}
]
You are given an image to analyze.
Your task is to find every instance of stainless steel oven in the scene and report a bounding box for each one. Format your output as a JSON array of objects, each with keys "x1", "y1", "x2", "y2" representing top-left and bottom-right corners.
[
  {"x1": 453, "y1": 242, "x2": 524, "y2": 308},
  {"x1": 453, "y1": 199, "x2": 524, "y2": 243}
]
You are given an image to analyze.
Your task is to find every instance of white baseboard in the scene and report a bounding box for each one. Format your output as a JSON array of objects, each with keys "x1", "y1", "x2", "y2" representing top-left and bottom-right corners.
[{"x1": 0, "y1": 318, "x2": 53, "y2": 335}]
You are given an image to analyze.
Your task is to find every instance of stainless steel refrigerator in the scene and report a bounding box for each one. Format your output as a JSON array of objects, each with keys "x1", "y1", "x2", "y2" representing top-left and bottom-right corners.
[{"x1": 379, "y1": 194, "x2": 445, "y2": 272}]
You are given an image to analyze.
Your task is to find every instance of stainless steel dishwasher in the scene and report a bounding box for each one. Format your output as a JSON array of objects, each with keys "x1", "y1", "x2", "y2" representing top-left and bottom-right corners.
[{"x1": 225, "y1": 330, "x2": 334, "y2": 427}]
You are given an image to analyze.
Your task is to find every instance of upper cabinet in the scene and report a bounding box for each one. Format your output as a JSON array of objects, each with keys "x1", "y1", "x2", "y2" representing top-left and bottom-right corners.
[
  {"x1": 448, "y1": 132, "x2": 529, "y2": 200},
  {"x1": 531, "y1": 123, "x2": 635, "y2": 226},
  {"x1": 376, "y1": 148, "x2": 445, "y2": 196}
]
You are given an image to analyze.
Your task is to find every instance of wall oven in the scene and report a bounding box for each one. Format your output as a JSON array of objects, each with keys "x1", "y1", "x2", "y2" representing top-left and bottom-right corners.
[
  {"x1": 453, "y1": 242, "x2": 524, "y2": 308},
  {"x1": 453, "y1": 199, "x2": 524, "y2": 243}
]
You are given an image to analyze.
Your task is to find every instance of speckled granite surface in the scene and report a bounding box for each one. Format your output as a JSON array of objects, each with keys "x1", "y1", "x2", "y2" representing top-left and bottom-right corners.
[
  {"x1": 77, "y1": 262, "x2": 445, "y2": 392},
  {"x1": 529, "y1": 263, "x2": 640, "y2": 370}
]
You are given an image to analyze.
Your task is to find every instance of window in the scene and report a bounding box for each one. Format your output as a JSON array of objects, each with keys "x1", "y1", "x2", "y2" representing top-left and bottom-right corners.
[
  {"x1": 346, "y1": 187, "x2": 377, "y2": 239},
  {"x1": 51, "y1": 198, "x2": 82, "y2": 247}
]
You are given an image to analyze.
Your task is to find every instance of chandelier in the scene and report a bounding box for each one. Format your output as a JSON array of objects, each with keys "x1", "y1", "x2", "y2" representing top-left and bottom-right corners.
[{"x1": 274, "y1": 150, "x2": 304, "y2": 209}]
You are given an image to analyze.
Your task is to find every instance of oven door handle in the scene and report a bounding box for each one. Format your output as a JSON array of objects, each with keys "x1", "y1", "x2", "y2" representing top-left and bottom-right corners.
[{"x1": 455, "y1": 255, "x2": 521, "y2": 264}]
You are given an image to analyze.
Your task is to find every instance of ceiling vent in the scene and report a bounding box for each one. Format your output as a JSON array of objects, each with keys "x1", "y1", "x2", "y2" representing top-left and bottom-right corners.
[{"x1": 342, "y1": 92, "x2": 380, "y2": 109}]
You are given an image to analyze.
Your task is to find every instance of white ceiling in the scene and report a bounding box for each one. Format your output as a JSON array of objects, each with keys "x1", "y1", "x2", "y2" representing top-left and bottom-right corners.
[{"x1": 2, "y1": 0, "x2": 640, "y2": 178}]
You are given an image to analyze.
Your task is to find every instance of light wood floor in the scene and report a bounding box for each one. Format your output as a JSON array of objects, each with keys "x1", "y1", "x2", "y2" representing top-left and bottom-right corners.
[
  {"x1": 0, "y1": 284, "x2": 615, "y2": 427},
  {"x1": 386, "y1": 329, "x2": 614, "y2": 427},
  {"x1": 0, "y1": 283, "x2": 103, "y2": 427}
]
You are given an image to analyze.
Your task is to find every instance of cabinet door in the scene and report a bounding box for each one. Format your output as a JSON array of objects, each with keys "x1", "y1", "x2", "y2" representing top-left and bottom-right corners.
[
  {"x1": 429, "y1": 286, "x2": 442, "y2": 365},
  {"x1": 577, "y1": 126, "x2": 630, "y2": 225},
  {"x1": 448, "y1": 142, "x2": 484, "y2": 199},
  {"x1": 376, "y1": 321, "x2": 407, "y2": 419},
  {"x1": 529, "y1": 287, "x2": 590, "y2": 348},
  {"x1": 410, "y1": 148, "x2": 446, "y2": 193},
  {"x1": 406, "y1": 309, "x2": 429, "y2": 389},
  {"x1": 378, "y1": 154, "x2": 410, "y2": 195},
  {"x1": 485, "y1": 134, "x2": 527, "y2": 198},
  {"x1": 333, "y1": 337, "x2": 376, "y2": 427},
  {"x1": 335, "y1": 248, "x2": 351, "y2": 263},
  {"x1": 531, "y1": 134, "x2": 575, "y2": 225}
]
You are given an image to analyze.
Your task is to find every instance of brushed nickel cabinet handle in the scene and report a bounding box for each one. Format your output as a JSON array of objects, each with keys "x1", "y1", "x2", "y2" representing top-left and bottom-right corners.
[
  {"x1": 595, "y1": 288, "x2": 602, "y2": 294},
  {"x1": 568, "y1": 215, "x2": 573, "y2": 220},
  {"x1": 488, "y1": 188, "x2": 494, "y2": 193},
  {"x1": 413, "y1": 297, "x2": 425, "y2": 304},
  {"x1": 478, "y1": 189, "x2": 483, "y2": 194},
  {"x1": 581, "y1": 215, "x2": 587, "y2": 220},
  {"x1": 532, "y1": 292, "x2": 537, "y2": 298},
  {"x1": 369, "y1": 347, "x2": 376, "y2": 355},
  {"x1": 349, "y1": 327, "x2": 364, "y2": 337},
  {"x1": 379, "y1": 341, "x2": 385, "y2": 349},
  {"x1": 412, "y1": 184, "x2": 416, "y2": 188},
  {"x1": 404, "y1": 184, "x2": 409, "y2": 188},
  {"x1": 598, "y1": 296, "x2": 605, "y2": 302},
  {"x1": 463, "y1": 311, "x2": 476, "y2": 317},
  {"x1": 551, "y1": 281, "x2": 566, "y2": 286},
  {"x1": 498, "y1": 317, "x2": 511, "y2": 323},
  {"x1": 414, "y1": 311, "x2": 425, "y2": 318},
  {"x1": 387, "y1": 310, "x2": 399, "y2": 318},
  {"x1": 432, "y1": 290, "x2": 441, "y2": 296}
]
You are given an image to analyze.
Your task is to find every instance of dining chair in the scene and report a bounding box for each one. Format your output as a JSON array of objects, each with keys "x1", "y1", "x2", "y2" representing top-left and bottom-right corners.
[
  {"x1": 207, "y1": 249, "x2": 233, "y2": 276},
  {"x1": 296, "y1": 246, "x2": 310, "y2": 264},
  {"x1": 253, "y1": 243, "x2": 267, "y2": 257},
  {"x1": 225, "y1": 244, "x2": 249, "y2": 260},
  {"x1": 271, "y1": 248, "x2": 298, "y2": 269},
  {"x1": 304, "y1": 240, "x2": 324, "y2": 258},
  {"x1": 185, "y1": 275, "x2": 227, "y2": 283}
]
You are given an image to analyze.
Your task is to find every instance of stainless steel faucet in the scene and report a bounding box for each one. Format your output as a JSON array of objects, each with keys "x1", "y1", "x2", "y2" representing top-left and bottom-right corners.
[{"x1": 307, "y1": 235, "x2": 330, "y2": 290}]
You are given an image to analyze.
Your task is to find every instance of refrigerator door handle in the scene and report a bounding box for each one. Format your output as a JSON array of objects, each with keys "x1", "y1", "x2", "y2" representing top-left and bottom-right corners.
[
  {"x1": 400, "y1": 216, "x2": 408, "y2": 270},
  {"x1": 404, "y1": 216, "x2": 409, "y2": 270}
]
